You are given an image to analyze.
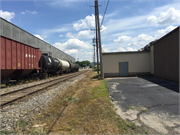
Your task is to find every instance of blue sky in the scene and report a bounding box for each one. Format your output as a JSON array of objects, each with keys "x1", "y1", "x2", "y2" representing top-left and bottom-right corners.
[{"x1": 1, "y1": 0, "x2": 180, "y2": 62}]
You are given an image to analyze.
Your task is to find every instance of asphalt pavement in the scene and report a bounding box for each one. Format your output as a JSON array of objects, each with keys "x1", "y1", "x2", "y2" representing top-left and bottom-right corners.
[{"x1": 106, "y1": 76, "x2": 179, "y2": 134}]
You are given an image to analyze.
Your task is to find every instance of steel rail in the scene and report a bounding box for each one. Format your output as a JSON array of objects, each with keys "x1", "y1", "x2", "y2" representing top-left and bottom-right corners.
[
  {"x1": 1, "y1": 71, "x2": 84, "y2": 96},
  {"x1": 1, "y1": 70, "x2": 88, "y2": 109}
]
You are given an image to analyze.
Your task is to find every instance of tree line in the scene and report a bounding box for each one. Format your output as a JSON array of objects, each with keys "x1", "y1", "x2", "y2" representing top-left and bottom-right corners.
[{"x1": 75, "y1": 60, "x2": 91, "y2": 67}]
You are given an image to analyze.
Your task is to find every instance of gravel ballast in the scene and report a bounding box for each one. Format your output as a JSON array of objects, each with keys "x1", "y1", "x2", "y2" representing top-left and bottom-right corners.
[{"x1": 0, "y1": 73, "x2": 86, "y2": 132}]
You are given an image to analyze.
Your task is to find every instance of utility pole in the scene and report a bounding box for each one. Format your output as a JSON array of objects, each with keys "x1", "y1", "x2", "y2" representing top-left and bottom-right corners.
[
  {"x1": 94, "y1": 22, "x2": 99, "y2": 74},
  {"x1": 93, "y1": 44, "x2": 95, "y2": 68},
  {"x1": 94, "y1": 4, "x2": 99, "y2": 74},
  {"x1": 95, "y1": 0, "x2": 104, "y2": 79}
]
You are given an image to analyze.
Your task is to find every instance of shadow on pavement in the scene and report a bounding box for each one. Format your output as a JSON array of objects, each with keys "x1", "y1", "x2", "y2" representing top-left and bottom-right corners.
[{"x1": 139, "y1": 76, "x2": 179, "y2": 93}]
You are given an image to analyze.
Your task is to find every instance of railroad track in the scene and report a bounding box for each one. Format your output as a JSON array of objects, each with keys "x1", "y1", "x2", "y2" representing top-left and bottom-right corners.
[
  {"x1": 1, "y1": 71, "x2": 79, "y2": 88},
  {"x1": 1, "y1": 70, "x2": 88, "y2": 109}
]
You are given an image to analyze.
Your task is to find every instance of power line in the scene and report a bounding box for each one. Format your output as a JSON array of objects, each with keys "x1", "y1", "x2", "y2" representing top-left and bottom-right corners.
[
  {"x1": 102, "y1": 0, "x2": 106, "y2": 17},
  {"x1": 86, "y1": 0, "x2": 92, "y2": 30},
  {"x1": 100, "y1": 0, "x2": 104, "y2": 17},
  {"x1": 101, "y1": 0, "x2": 109, "y2": 27},
  {"x1": 86, "y1": 0, "x2": 90, "y2": 16}
]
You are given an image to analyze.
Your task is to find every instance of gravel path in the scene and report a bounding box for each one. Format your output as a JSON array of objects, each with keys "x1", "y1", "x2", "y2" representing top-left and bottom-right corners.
[{"x1": 0, "y1": 73, "x2": 86, "y2": 132}]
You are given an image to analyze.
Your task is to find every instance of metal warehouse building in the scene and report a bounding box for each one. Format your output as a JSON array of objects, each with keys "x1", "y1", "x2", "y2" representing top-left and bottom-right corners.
[
  {"x1": 0, "y1": 17, "x2": 75, "y2": 63},
  {"x1": 151, "y1": 26, "x2": 179, "y2": 82},
  {"x1": 102, "y1": 26, "x2": 179, "y2": 82}
]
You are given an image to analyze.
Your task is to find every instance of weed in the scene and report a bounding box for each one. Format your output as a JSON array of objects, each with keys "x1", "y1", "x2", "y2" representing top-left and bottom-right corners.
[
  {"x1": 28, "y1": 71, "x2": 139, "y2": 134},
  {"x1": 127, "y1": 122, "x2": 137, "y2": 130},
  {"x1": 16, "y1": 119, "x2": 27, "y2": 127},
  {"x1": 144, "y1": 131, "x2": 148, "y2": 134},
  {"x1": 128, "y1": 106, "x2": 135, "y2": 110},
  {"x1": 142, "y1": 109, "x2": 147, "y2": 112},
  {"x1": 64, "y1": 97, "x2": 79, "y2": 103},
  {"x1": 0, "y1": 130, "x2": 14, "y2": 135},
  {"x1": 31, "y1": 127, "x2": 46, "y2": 134}
]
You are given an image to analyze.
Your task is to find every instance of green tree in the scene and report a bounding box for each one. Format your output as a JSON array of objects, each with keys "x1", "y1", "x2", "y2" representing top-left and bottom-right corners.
[{"x1": 75, "y1": 60, "x2": 91, "y2": 67}]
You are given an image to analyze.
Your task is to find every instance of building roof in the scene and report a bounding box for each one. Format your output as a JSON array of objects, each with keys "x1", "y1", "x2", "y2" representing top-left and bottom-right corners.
[
  {"x1": 102, "y1": 51, "x2": 149, "y2": 55},
  {"x1": 150, "y1": 26, "x2": 179, "y2": 46}
]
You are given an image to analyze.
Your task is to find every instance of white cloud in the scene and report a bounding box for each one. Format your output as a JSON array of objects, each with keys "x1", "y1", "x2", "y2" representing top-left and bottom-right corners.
[
  {"x1": 53, "y1": 39, "x2": 92, "y2": 62},
  {"x1": 66, "y1": 32, "x2": 76, "y2": 38},
  {"x1": 65, "y1": 30, "x2": 93, "y2": 39},
  {"x1": 114, "y1": 36, "x2": 132, "y2": 43},
  {"x1": 48, "y1": 0, "x2": 80, "y2": 8},
  {"x1": 126, "y1": 47, "x2": 137, "y2": 51},
  {"x1": 103, "y1": 48, "x2": 110, "y2": 52},
  {"x1": 77, "y1": 30, "x2": 93, "y2": 39},
  {"x1": 21, "y1": 10, "x2": 37, "y2": 15},
  {"x1": 101, "y1": 25, "x2": 107, "y2": 32},
  {"x1": 147, "y1": 7, "x2": 180, "y2": 25},
  {"x1": 21, "y1": 12, "x2": 25, "y2": 15},
  {"x1": 147, "y1": 15, "x2": 157, "y2": 24},
  {"x1": 54, "y1": 38, "x2": 90, "y2": 51},
  {"x1": 111, "y1": 25, "x2": 176, "y2": 53},
  {"x1": 59, "y1": 34, "x2": 63, "y2": 37},
  {"x1": 129, "y1": 34, "x2": 154, "y2": 47},
  {"x1": 101, "y1": 3, "x2": 179, "y2": 44},
  {"x1": 114, "y1": 47, "x2": 126, "y2": 52},
  {"x1": 34, "y1": 34, "x2": 44, "y2": 40},
  {"x1": 0, "y1": 10, "x2": 15, "y2": 21},
  {"x1": 53, "y1": 42, "x2": 66, "y2": 51},
  {"x1": 73, "y1": 14, "x2": 103, "y2": 31},
  {"x1": 134, "y1": 34, "x2": 154, "y2": 43},
  {"x1": 105, "y1": 15, "x2": 148, "y2": 35},
  {"x1": 75, "y1": 51, "x2": 93, "y2": 62},
  {"x1": 65, "y1": 49, "x2": 78, "y2": 55},
  {"x1": 73, "y1": 14, "x2": 95, "y2": 31},
  {"x1": 41, "y1": 26, "x2": 70, "y2": 37},
  {"x1": 114, "y1": 34, "x2": 154, "y2": 47},
  {"x1": 155, "y1": 25, "x2": 177, "y2": 39},
  {"x1": 113, "y1": 47, "x2": 137, "y2": 52}
]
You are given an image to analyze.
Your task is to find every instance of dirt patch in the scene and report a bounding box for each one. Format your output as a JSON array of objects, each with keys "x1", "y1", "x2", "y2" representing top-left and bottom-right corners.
[{"x1": 14, "y1": 71, "x2": 144, "y2": 134}]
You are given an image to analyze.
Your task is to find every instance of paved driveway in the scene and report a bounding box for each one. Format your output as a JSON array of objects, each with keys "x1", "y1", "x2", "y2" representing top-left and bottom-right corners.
[{"x1": 106, "y1": 76, "x2": 179, "y2": 134}]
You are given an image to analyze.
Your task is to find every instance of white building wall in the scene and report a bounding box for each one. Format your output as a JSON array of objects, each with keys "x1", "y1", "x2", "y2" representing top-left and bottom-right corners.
[{"x1": 102, "y1": 52, "x2": 150, "y2": 77}]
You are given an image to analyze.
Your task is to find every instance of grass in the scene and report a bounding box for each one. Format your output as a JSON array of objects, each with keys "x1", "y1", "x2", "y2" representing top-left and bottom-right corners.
[
  {"x1": 128, "y1": 106, "x2": 148, "y2": 112},
  {"x1": 14, "y1": 71, "x2": 142, "y2": 134},
  {"x1": 0, "y1": 130, "x2": 14, "y2": 135},
  {"x1": 142, "y1": 109, "x2": 148, "y2": 112},
  {"x1": 129, "y1": 106, "x2": 135, "y2": 110},
  {"x1": 93, "y1": 66, "x2": 101, "y2": 71},
  {"x1": 16, "y1": 119, "x2": 27, "y2": 127}
]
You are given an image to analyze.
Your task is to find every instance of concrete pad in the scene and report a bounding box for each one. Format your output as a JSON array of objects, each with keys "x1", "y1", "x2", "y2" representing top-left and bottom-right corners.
[{"x1": 107, "y1": 76, "x2": 180, "y2": 134}]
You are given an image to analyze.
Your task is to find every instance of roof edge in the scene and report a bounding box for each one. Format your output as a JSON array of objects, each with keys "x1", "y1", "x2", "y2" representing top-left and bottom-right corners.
[
  {"x1": 150, "y1": 26, "x2": 179, "y2": 46},
  {"x1": 102, "y1": 51, "x2": 150, "y2": 55}
]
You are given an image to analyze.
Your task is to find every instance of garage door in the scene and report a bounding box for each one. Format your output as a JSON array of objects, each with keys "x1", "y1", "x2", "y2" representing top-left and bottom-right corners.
[{"x1": 119, "y1": 62, "x2": 128, "y2": 77}]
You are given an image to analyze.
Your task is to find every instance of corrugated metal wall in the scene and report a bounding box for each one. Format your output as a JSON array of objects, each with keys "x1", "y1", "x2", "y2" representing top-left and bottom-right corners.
[
  {"x1": 154, "y1": 27, "x2": 179, "y2": 82},
  {"x1": 0, "y1": 17, "x2": 75, "y2": 62}
]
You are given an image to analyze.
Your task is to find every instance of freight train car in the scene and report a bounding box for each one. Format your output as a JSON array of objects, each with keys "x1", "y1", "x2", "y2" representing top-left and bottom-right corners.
[
  {"x1": 1, "y1": 36, "x2": 42, "y2": 83},
  {"x1": 57, "y1": 58, "x2": 70, "y2": 74},
  {"x1": 40, "y1": 56, "x2": 79, "y2": 77},
  {"x1": 1, "y1": 37, "x2": 79, "y2": 84},
  {"x1": 41, "y1": 55, "x2": 61, "y2": 76}
]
